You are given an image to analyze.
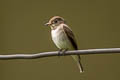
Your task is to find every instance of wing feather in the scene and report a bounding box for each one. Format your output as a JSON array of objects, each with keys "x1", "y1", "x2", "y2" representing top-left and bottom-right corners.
[{"x1": 63, "y1": 25, "x2": 78, "y2": 50}]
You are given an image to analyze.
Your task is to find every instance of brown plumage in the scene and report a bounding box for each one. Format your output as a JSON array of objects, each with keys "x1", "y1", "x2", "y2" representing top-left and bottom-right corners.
[
  {"x1": 45, "y1": 16, "x2": 84, "y2": 73},
  {"x1": 63, "y1": 25, "x2": 84, "y2": 73}
]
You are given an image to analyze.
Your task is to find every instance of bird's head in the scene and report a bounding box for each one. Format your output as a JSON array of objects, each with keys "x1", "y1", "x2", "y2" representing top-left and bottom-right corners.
[{"x1": 45, "y1": 16, "x2": 65, "y2": 29}]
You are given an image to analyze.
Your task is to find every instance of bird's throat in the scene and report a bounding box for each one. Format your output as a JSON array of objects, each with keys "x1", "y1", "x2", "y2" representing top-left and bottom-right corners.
[{"x1": 50, "y1": 26, "x2": 58, "y2": 30}]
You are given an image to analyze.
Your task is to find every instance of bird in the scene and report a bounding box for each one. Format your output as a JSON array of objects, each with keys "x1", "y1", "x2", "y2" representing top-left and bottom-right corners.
[{"x1": 45, "y1": 16, "x2": 83, "y2": 73}]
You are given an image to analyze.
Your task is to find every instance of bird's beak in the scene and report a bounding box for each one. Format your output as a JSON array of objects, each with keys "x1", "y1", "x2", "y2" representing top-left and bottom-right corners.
[{"x1": 44, "y1": 22, "x2": 51, "y2": 26}]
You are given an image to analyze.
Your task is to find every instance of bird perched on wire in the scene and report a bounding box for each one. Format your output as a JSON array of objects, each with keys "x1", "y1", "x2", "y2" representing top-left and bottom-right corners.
[{"x1": 45, "y1": 16, "x2": 83, "y2": 73}]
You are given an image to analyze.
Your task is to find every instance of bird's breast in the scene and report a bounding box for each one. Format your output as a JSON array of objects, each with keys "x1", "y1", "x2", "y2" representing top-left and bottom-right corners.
[
  {"x1": 51, "y1": 28, "x2": 64, "y2": 47},
  {"x1": 51, "y1": 27, "x2": 73, "y2": 49}
]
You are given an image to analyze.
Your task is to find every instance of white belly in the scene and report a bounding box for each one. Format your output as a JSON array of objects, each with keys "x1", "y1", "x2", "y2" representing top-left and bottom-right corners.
[{"x1": 51, "y1": 27, "x2": 73, "y2": 49}]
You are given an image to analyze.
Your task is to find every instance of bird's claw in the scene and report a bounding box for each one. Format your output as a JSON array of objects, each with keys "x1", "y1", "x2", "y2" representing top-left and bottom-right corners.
[
  {"x1": 58, "y1": 49, "x2": 63, "y2": 56},
  {"x1": 58, "y1": 49, "x2": 68, "y2": 56}
]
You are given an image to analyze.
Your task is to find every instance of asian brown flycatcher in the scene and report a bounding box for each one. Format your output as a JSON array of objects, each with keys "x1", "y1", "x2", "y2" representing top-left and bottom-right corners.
[{"x1": 45, "y1": 16, "x2": 83, "y2": 73}]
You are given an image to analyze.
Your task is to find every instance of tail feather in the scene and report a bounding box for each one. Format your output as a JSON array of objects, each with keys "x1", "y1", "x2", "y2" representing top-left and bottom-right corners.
[
  {"x1": 72, "y1": 55, "x2": 84, "y2": 73},
  {"x1": 77, "y1": 55, "x2": 84, "y2": 73}
]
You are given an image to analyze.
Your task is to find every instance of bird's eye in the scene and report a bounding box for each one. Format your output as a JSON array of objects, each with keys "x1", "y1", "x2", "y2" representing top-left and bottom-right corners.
[{"x1": 54, "y1": 20, "x2": 58, "y2": 23}]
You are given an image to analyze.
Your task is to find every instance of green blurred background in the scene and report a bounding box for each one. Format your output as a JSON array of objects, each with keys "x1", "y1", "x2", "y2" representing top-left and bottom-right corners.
[{"x1": 0, "y1": 0, "x2": 120, "y2": 80}]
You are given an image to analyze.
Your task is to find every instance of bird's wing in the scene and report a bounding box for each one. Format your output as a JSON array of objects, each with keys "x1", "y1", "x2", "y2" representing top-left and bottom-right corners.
[
  {"x1": 63, "y1": 25, "x2": 78, "y2": 50},
  {"x1": 63, "y1": 25, "x2": 83, "y2": 72}
]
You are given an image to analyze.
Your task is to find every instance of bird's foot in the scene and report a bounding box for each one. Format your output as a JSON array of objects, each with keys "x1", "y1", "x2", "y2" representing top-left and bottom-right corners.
[
  {"x1": 58, "y1": 49, "x2": 68, "y2": 56},
  {"x1": 58, "y1": 49, "x2": 63, "y2": 56},
  {"x1": 62, "y1": 49, "x2": 68, "y2": 56}
]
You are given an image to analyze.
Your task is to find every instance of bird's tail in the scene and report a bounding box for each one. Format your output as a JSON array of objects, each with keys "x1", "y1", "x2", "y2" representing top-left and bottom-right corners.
[{"x1": 72, "y1": 55, "x2": 84, "y2": 73}]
